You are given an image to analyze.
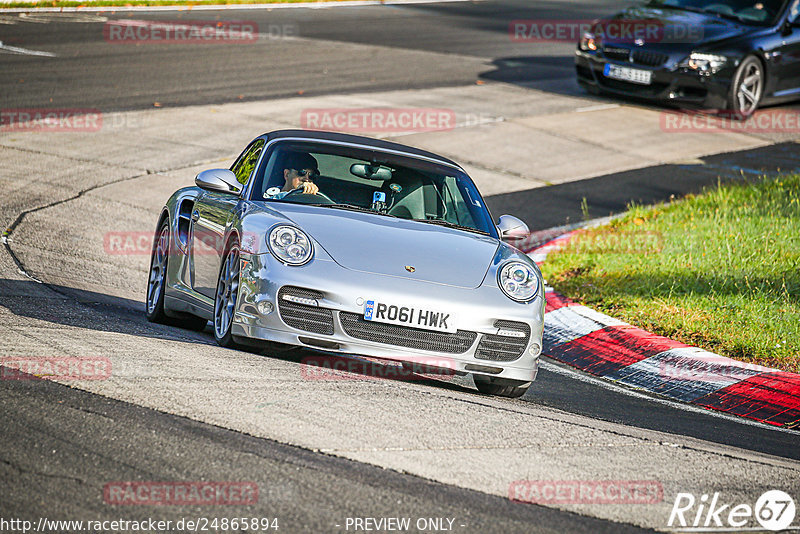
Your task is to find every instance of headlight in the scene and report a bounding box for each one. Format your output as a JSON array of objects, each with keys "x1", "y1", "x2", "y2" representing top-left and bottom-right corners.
[
  {"x1": 579, "y1": 31, "x2": 598, "y2": 51},
  {"x1": 498, "y1": 261, "x2": 539, "y2": 302},
  {"x1": 267, "y1": 225, "x2": 313, "y2": 265},
  {"x1": 678, "y1": 53, "x2": 728, "y2": 73}
]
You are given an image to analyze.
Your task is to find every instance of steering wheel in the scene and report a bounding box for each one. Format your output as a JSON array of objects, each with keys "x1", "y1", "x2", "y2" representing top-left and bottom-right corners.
[{"x1": 283, "y1": 187, "x2": 336, "y2": 204}]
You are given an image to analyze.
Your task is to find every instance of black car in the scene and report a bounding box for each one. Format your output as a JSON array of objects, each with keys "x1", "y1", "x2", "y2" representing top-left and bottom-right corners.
[{"x1": 575, "y1": 0, "x2": 800, "y2": 114}]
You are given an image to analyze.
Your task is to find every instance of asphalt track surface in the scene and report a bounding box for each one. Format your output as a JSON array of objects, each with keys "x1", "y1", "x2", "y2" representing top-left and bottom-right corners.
[
  {"x1": 0, "y1": 0, "x2": 627, "y2": 110},
  {"x1": 1, "y1": 370, "x2": 649, "y2": 533},
  {"x1": 2, "y1": 1, "x2": 800, "y2": 532}
]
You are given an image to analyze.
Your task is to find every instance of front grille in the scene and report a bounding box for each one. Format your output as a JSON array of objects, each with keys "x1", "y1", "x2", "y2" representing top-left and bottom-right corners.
[
  {"x1": 602, "y1": 46, "x2": 630, "y2": 61},
  {"x1": 277, "y1": 286, "x2": 333, "y2": 335},
  {"x1": 339, "y1": 312, "x2": 477, "y2": 354},
  {"x1": 475, "y1": 320, "x2": 531, "y2": 362},
  {"x1": 632, "y1": 49, "x2": 668, "y2": 67},
  {"x1": 602, "y1": 46, "x2": 667, "y2": 68}
]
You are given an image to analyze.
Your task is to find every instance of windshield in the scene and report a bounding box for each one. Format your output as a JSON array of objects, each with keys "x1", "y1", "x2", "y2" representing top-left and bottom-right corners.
[
  {"x1": 250, "y1": 140, "x2": 498, "y2": 237},
  {"x1": 646, "y1": 0, "x2": 787, "y2": 23}
]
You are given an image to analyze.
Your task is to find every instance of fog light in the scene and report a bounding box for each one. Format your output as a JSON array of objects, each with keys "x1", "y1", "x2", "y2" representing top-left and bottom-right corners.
[
  {"x1": 257, "y1": 301, "x2": 274, "y2": 315},
  {"x1": 529, "y1": 343, "x2": 541, "y2": 357}
]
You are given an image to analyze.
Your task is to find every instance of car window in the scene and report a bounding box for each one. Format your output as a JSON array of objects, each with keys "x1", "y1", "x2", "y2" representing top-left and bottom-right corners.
[
  {"x1": 250, "y1": 140, "x2": 497, "y2": 237},
  {"x1": 231, "y1": 139, "x2": 265, "y2": 186},
  {"x1": 441, "y1": 174, "x2": 480, "y2": 230}
]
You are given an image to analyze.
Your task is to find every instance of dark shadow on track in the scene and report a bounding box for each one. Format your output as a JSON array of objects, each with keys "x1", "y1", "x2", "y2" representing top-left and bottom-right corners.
[
  {"x1": 0, "y1": 277, "x2": 212, "y2": 342},
  {"x1": 528, "y1": 362, "x2": 800, "y2": 460},
  {"x1": 479, "y1": 55, "x2": 592, "y2": 98},
  {"x1": 486, "y1": 142, "x2": 800, "y2": 231},
  {"x1": 0, "y1": 277, "x2": 474, "y2": 395}
]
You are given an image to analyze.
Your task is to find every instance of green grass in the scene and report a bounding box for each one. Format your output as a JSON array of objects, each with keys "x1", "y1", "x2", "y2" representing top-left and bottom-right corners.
[
  {"x1": 1, "y1": 0, "x2": 363, "y2": 8},
  {"x1": 540, "y1": 175, "x2": 800, "y2": 374}
]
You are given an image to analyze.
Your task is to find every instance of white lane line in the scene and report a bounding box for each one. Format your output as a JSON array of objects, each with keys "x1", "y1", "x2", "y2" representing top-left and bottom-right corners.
[
  {"x1": 0, "y1": 40, "x2": 57, "y2": 56},
  {"x1": 575, "y1": 103, "x2": 620, "y2": 113},
  {"x1": 538, "y1": 359, "x2": 800, "y2": 435},
  {"x1": 0, "y1": 0, "x2": 477, "y2": 13}
]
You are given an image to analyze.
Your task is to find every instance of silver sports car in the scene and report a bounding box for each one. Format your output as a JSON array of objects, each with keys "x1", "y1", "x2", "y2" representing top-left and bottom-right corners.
[{"x1": 146, "y1": 130, "x2": 544, "y2": 397}]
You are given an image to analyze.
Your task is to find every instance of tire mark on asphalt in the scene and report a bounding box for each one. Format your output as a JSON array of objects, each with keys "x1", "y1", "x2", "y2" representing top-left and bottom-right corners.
[{"x1": 0, "y1": 456, "x2": 86, "y2": 485}]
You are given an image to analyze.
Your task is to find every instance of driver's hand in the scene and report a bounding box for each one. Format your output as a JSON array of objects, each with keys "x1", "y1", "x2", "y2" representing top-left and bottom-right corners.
[{"x1": 300, "y1": 181, "x2": 319, "y2": 195}]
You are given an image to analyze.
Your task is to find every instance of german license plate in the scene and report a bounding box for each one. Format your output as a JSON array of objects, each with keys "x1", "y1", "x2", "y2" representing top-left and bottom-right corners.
[
  {"x1": 603, "y1": 64, "x2": 652, "y2": 85},
  {"x1": 363, "y1": 300, "x2": 457, "y2": 333}
]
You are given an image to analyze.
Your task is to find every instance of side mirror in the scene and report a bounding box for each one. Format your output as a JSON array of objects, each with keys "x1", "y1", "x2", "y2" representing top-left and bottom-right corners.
[
  {"x1": 195, "y1": 169, "x2": 242, "y2": 195},
  {"x1": 497, "y1": 214, "x2": 530, "y2": 240}
]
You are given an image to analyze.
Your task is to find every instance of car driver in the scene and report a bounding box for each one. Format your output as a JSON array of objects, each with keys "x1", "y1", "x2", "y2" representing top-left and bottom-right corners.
[{"x1": 266, "y1": 152, "x2": 320, "y2": 198}]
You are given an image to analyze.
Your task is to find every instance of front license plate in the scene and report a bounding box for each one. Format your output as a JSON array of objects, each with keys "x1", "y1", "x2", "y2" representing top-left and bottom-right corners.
[
  {"x1": 603, "y1": 64, "x2": 652, "y2": 85},
  {"x1": 363, "y1": 300, "x2": 457, "y2": 333}
]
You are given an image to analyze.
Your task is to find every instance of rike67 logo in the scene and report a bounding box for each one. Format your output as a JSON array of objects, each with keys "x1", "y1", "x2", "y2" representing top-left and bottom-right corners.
[{"x1": 668, "y1": 490, "x2": 796, "y2": 531}]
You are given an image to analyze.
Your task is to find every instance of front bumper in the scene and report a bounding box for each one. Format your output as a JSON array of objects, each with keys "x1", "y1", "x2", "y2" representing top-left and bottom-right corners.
[
  {"x1": 575, "y1": 49, "x2": 733, "y2": 110},
  {"x1": 231, "y1": 253, "x2": 544, "y2": 383}
]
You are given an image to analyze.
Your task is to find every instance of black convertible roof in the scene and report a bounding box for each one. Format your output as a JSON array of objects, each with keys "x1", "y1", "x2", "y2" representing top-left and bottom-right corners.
[{"x1": 263, "y1": 129, "x2": 461, "y2": 168}]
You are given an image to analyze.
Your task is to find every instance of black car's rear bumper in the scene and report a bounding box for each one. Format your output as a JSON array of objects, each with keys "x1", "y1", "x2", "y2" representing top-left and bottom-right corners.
[{"x1": 575, "y1": 49, "x2": 733, "y2": 110}]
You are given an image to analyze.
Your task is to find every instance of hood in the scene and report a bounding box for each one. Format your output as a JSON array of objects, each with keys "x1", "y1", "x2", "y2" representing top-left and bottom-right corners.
[
  {"x1": 277, "y1": 203, "x2": 499, "y2": 289},
  {"x1": 600, "y1": 6, "x2": 758, "y2": 50}
]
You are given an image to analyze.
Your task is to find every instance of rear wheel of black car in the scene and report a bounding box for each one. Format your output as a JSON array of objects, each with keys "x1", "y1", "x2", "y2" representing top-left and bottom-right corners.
[
  {"x1": 728, "y1": 55, "x2": 763, "y2": 117},
  {"x1": 473, "y1": 375, "x2": 531, "y2": 398},
  {"x1": 146, "y1": 219, "x2": 208, "y2": 331}
]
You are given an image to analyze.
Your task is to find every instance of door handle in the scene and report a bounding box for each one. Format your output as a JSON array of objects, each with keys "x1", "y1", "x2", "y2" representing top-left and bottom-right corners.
[{"x1": 191, "y1": 210, "x2": 200, "y2": 222}]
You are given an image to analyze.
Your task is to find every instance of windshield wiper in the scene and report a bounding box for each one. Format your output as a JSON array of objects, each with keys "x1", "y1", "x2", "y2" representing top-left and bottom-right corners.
[
  {"x1": 412, "y1": 218, "x2": 490, "y2": 236},
  {"x1": 310, "y1": 203, "x2": 400, "y2": 218},
  {"x1": 704, "y1": 9, "x2": 749, "y2": 23}
]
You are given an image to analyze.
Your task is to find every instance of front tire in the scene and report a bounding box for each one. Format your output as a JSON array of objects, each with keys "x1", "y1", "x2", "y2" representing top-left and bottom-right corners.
[
  {"x1": 473, "y1": 375, "x2": 531, "y2": 398},
  {"x1": 214, "y1": 240, "x2": 245, "y2": 348},
  {"x1": 146, "y1": 220, "x2": 207, "y2": 330},
  {"x1": 728, "y1": 55, "x2": 763, "y2": 117}
]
